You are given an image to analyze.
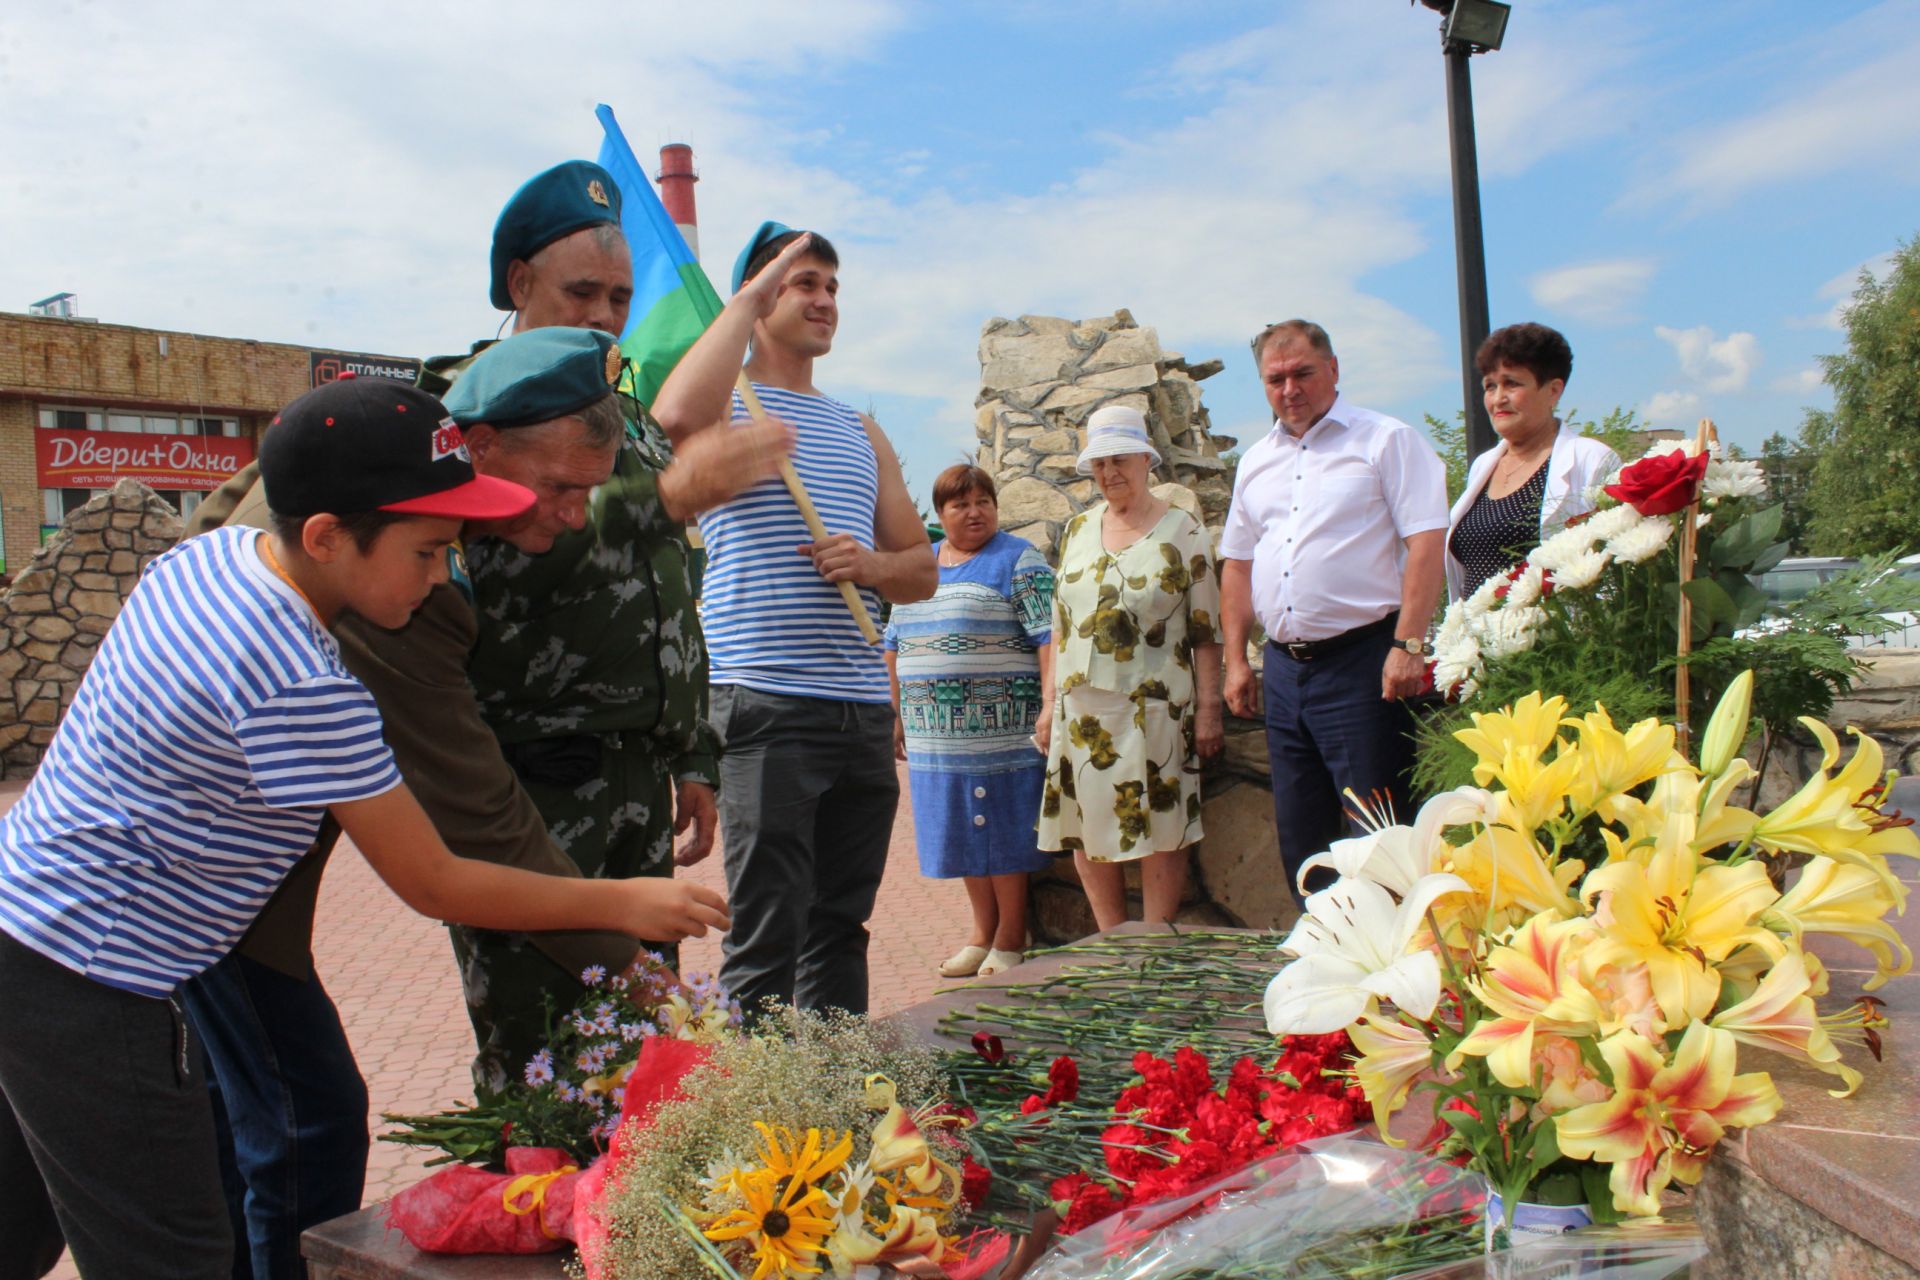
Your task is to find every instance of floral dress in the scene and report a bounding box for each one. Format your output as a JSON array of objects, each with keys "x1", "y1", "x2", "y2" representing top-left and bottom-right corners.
[{"x1": 1037, "y1": 504, "x2": 1221, "y2": 861}]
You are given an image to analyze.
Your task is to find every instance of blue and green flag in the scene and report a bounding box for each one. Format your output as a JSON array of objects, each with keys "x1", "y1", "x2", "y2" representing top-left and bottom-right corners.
[{"x1": 594, "y1": 103, "x2": 725, "y2": 409}]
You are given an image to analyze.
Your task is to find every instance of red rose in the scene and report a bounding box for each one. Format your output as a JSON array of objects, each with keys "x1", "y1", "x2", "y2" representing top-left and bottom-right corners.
[{"x1": 1602, "y1": 449, "x2": 1708, "y2": 516}]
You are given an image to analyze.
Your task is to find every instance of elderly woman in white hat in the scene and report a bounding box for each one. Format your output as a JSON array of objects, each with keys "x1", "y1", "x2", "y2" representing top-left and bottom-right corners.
[{"x1": 1037, "y1": 404, "x2": 1224, "y2": 931}]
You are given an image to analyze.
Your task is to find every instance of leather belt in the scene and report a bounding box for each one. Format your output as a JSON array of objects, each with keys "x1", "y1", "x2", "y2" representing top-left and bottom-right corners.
[{"x1": 1270, "y1": 612, "x2": 1399, "y2": 663}]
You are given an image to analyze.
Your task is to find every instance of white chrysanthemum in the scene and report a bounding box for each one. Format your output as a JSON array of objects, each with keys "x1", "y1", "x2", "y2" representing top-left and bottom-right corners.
[
  {"x1": 1432, "y1": 636, "x2": 1482, "y2": 692},
  {"x1": 1479, "y1": 606, "x2": 1547, "y2": 659},
  {"x1": 1606, "y1": 516, "x2": 1675, "y2": 564},
  {"x1": 1583, "y1": 503, "x2": 1643, "y2": 541},
  {"x1": 1463, "y1": 572, "x2": 1504, "y2": 617},
  {"x1": 1642, "y1": 438, "x2": 1696, "y2": 460},
  {"x1": 1552, "y1": 547, "x2": 1611, "y2": 591},
  {"x1": 1502, "y1": 563, "x2": 1547, "y2": 609},
  {"x1": 1702, "y1": 457, "x2": 1767, "y2": 501},
  {"x1": 1527, "y1": 525, "x2": 1597, "y2": 574}
]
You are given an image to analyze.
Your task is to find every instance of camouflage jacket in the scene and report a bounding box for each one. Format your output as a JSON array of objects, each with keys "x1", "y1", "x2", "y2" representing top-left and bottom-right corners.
[{"x1": 427, "y1": 345, "x2": 720, "y2": 788}]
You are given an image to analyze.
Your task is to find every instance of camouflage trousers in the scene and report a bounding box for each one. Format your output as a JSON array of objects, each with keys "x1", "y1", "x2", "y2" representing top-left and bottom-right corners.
[{"x1": 449, "y1": 733, "x2": 680, "y2": 1093}]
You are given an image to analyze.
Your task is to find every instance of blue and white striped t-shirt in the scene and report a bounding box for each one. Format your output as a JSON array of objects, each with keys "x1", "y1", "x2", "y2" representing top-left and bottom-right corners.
[
  {"x1": 697, "y1": 383, "x2": 890, "y2": 704},
  {"x1": 0, "y1": 525, "x2": 402, "y2": 997}
]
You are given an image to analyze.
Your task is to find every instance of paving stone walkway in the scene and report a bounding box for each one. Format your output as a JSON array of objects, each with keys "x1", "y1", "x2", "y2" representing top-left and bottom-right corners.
[{"x1": 19, "y1": 764, "x2": 978, "y2": 1277}]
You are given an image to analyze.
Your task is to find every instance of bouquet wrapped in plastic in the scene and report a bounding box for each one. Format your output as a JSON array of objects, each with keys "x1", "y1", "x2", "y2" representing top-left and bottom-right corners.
[
  {"x1": 1017, "y1": 1136, "x2": 1705, "y2": 1280},
  {"x1": 385, "y1": 1146, "x2": 584, "y2": 1254}
]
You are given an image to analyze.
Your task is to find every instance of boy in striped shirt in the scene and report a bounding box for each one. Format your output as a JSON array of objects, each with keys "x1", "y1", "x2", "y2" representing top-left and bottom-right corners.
[{"x1": 0, "y1": 377, "x2": 728, "y2": 1277}]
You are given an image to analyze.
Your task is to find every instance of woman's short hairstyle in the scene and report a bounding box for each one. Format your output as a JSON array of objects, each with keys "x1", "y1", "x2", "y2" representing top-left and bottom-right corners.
[
  {"x1": 1476, "y1": 323, "x2": 1573, "y2": 386},
  {"x1": 932, "y1": 463, "x2": 996, "y2": 510}
]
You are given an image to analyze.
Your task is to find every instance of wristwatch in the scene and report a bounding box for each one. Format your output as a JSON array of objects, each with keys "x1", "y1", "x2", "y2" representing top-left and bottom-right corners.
[{"x1": 1392, "y1": 637, "x2": 1428, "y2": 657}]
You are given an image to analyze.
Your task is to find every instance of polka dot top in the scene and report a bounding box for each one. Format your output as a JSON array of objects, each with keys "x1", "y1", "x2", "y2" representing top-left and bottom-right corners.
[{"x1": 1450, "y1": 460, "x2": 1548, "y2": 598}]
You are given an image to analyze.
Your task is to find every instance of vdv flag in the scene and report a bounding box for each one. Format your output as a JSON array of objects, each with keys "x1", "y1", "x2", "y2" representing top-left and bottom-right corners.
[{"x1": 595, "y1": 103, "x2": 725, "y2": 409}]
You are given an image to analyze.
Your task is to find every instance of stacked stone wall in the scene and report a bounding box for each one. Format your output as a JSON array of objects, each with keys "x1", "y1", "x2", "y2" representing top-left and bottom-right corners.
[
  {"x1": 0, "y1": 479, "x2": 183, "y2": 776},
  {"x1": 974, "y1": 310, "x2": 1236, "y2": 556}
]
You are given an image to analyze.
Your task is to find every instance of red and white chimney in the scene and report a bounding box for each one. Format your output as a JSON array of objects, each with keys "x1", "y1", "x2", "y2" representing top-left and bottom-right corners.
[{"x1": 656, "y1": 143, "x2": 700, "y2": 260}]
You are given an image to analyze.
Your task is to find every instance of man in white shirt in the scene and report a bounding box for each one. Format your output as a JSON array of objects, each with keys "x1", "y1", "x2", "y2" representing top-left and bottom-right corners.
[{"x1": 1220, "y1": 320, "x2": 1448, "y2": 900}]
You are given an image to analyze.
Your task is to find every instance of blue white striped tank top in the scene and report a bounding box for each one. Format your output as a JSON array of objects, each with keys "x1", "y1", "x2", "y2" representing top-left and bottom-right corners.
[{"x1": 698, "y1": 383, "x2": 890, "y2": 703}]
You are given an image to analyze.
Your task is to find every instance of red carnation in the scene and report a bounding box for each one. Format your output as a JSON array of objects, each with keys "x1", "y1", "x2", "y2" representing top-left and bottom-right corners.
[
  {"x1": 961, "y1": 1156, "x2": 993, "y2": 1207},
  {"x1": 1603, "y1": 448, "x2": 1708, "y2": 516},
  {"x1": 1044, "y1": 1055, "x2": 1081, "y2": 1106}
]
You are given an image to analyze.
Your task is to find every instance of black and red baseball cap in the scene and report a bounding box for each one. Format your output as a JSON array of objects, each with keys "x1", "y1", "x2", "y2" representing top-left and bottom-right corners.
[{"x1": 259, "y1": 378, "x2": 534, "y2": 522}]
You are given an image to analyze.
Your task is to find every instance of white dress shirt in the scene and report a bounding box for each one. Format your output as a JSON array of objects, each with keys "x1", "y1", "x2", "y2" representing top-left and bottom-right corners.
[
  {"x1": 1220, "y1": 395, "x2": 1448, "y2": 643},
  {"x1": 1444, "y1": 424, "x2": 1621, "y2": 600}
]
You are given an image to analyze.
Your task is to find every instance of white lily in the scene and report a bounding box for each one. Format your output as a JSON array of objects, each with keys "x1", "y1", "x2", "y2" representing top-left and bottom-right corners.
[
  {"x1": 1297, "y1": 788, "x2": 1496, "y2": 897},
  {"x1": 1263, "y1": 873, "x2": 1471, "y2": 1035}
]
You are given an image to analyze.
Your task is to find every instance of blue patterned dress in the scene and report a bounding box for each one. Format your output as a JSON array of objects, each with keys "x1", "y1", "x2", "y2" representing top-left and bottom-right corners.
[{"x1": 884, "y1": 531, "x2": 1055, "y2": 877}]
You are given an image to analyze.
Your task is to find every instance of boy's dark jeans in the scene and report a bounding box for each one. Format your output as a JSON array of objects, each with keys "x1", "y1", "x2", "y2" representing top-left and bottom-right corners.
[
  {"x1": 184, "y1": 950, "x2": 369, "y2": 1280},
  {"x1": 0, "y1": 928, "x2": 231, "y2": 1279}
]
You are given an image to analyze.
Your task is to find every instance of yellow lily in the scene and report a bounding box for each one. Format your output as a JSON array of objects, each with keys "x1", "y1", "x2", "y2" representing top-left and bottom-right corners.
[
  {"x1": 827, "y1": 1204, "x2": 949, "y2": 1271},
  {"x1": 1348, "y1": 1015, "x2": 1436, "y2": 1144},
  {"x1": 1696, "y1": 670, "x2": 1754, "y2": 778},
  {"x1": 1580, "y1": 956, "x2": 1667, "y2": 1041},
  {"x1": 1765, "y1": 856, "x2": 1913, "y2": 989},
  {"x1": 1555, "y1": 1025, "x2": 1782, "y2": 1217},
  {"x1": 1453, "y1": 692, "x2": 1568, "y2": 787},
  {"x1": 1709, "y1": 948, "x2": 1862, "y2": 1097},
  {"x1": 1445, "y1": 822, "x2": 1581, "y2": 927},
  {"x1": 1581, "y1": 841, "x2": 1783, "y2": 1026},
  {"x1": 1747, "y1": 719, "x2": 1920, "y2": 896},
  {"x1": 1531, "y1": 1032, "x2": 1610, "y2": 1117},
  {"x1": 1563, "y1": 705, "x2": 1678, "y2": 819},
  {"x1": 1448, "y1": 915, "x2": 1604, "y2": 1089},
  {"x1": 1489, "y1": 744, "x2": 1584, "y2": 834}
]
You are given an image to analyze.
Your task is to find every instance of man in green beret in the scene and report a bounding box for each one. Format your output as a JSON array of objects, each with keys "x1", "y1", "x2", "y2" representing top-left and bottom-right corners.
[{"x1": 181, "y1": 164, "x2": 786, "y2": 1278}]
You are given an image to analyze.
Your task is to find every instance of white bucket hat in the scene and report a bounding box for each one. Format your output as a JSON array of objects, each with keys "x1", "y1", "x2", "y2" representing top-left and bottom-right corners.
[{"x1": 1075, "y1": 404, "x2": 1163, "y2": 475}]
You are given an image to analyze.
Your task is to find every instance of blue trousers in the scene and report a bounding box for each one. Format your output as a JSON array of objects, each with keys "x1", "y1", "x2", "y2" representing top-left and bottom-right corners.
[
  {"x1": 182, "y1": 951, "x2": 369, "y2": 1280},
  {"x1": 1262, "y1": 630, "x2": 1418, "y2": 899}
]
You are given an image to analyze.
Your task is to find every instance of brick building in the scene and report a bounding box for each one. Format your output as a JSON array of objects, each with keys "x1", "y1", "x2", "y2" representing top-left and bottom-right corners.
[{"x1": 0, "y1": 308, "x2": 417, "y2": 574}]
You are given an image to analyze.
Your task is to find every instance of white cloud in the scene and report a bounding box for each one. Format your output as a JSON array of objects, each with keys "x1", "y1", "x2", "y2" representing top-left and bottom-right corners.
[
  {"x1": 1644, "y1": 391, "x2": 1703, "y2": 427},
  {"x1": 1637, "y1": 32, "x2": 1920, "y2": 210},
  {"x1": 1528, "y1": 258, "x2": 1656, "y2": 324},
  {"x1": 1654, "y1": 325, "x2": 1761, "y2": 393},
  {"x1": 1788, "y1": 250, "x2": 1902, "y2": 329},
  {"x1": 1771, "y1": 368, "x2": 1825, "y2": 395}
]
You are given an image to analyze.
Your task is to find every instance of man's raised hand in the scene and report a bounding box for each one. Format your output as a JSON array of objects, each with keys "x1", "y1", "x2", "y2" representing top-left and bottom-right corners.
[{"x1": 739, "y1": 231, "x2": 815, "y2": 320}]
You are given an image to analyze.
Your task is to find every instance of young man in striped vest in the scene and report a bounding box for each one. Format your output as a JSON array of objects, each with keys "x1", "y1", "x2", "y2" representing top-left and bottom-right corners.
[{"x1": 654, "y1": 224, "x2": 936, "y2": 1019}]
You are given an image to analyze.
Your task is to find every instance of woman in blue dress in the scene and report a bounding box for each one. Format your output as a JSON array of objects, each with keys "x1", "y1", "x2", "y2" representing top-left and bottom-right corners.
[{"x1": 885, "y1": 464, "x2": 1056, "y2": 978}]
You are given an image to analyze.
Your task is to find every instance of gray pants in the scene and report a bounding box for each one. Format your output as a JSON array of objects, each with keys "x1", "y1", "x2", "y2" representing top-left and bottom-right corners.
[
  {"x1": 0, "y1": 928, "x2": 231, "y2": 1279},
  {"x1": 713, "y1": 686, "x2": 898, "y2": 1018}
]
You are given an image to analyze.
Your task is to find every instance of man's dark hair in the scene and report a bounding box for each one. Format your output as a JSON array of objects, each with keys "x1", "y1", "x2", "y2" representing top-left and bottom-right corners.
[
  {"x1": 1250, "y1": 319, "x2": 1335, "y2": 362},
  {"x1": 1477, "y1": 322, "x2": 1573, "y2": 386},
  {"x1": 267, "y1": 509, "x2": 414, "y2": 552},
  {"x1": 931, "y1": 463, "x2": 996, "y2": 511},
  {"x1": 743, "y1": 229, "x2": 839, "y2": 287}
]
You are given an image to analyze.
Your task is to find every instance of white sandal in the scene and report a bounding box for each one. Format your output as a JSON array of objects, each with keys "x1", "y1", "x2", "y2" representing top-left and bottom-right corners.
[
  {"x1": 939, "y1": 945, "x2": 990, "y2": 978},
  {"x1": 977, "y1": 948, "x2": 1024, "y2": 977}
]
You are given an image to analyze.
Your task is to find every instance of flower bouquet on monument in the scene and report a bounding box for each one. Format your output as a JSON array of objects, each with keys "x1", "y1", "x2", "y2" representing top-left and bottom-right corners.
[
  {"x1": 1264, "y1": 674, "x2": 1914, "y2": 1247},
  {"x1": 377, "y1": 952, "x2": 741, "y2": 1254},
  {"x1": 1421, "y1": 428, "x2": 1920, "y2": 798}
]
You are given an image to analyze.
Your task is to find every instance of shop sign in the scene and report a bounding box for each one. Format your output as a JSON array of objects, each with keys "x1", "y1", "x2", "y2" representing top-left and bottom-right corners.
[
  {"x1": 309, "y1": 349, "x2": 421, "y2": 387},
  {"x1": 35, "y1": 430, "x2": 255, "y2": 492}
]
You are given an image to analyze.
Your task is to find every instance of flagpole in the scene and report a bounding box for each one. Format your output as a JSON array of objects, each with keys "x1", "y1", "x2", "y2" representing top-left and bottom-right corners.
[{"x1": 733, "y1": 374, "x2": 882, "y2": 645}]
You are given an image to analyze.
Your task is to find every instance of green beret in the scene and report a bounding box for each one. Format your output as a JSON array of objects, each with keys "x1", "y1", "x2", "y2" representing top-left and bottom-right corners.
[
  {"x1": 443, "y1": 328, "x2": 620, "y2": 429},
  {"x1": 489, "y1": 161, "x2": 623, "y2": 311}
]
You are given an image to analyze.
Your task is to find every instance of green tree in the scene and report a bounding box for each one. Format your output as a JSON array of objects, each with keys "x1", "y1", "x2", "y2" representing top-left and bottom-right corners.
[
  {"x1": 1798, "y1": 236, "x2": 1920, "y2": 555},
  {"x1": 1758, "y1": 431, "x2": 1815, "y2": 554}
]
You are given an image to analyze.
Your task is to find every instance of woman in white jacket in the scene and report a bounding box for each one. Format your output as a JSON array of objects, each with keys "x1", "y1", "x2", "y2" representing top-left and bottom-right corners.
[{"x1": 1445, "y1": 323, "x2": 1621, "y2": 600}]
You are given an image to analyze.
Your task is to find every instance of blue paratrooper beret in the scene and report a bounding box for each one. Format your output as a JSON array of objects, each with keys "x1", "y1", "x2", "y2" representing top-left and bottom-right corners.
[
  {"x1": 443, "y1": 328, "x2": 622, "y2": 429},
  {"x1": 489, "y1": 160, "x2": 623, "y2": 311}
]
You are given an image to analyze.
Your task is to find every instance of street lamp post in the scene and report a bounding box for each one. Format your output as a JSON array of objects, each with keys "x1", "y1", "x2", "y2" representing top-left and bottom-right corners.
[{"x1": 1419, "y1": 0, "x2": 1510, "y2": 461}]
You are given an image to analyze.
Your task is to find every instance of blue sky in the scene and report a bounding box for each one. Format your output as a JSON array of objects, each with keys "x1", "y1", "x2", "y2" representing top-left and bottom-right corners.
[{"x1": 3, "y1": 1, "x2": 1916, "y2": 499}]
